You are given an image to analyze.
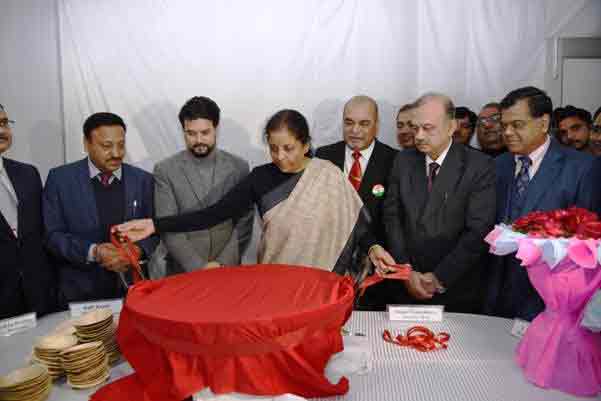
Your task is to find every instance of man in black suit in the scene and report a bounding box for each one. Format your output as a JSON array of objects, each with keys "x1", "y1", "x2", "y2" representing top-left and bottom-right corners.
[
  {"x1": 381, "y1": 93, "x2": 496, "y2": 313},
  {"x1": 316, "y1": 95, "x2": 397, "y2": 310},
  {"x1": 0, "y1": 103, "x2": 57, "y2": 319},
  {"x1": 315, "y1": 95, "x2": 398, "y2": 245}
]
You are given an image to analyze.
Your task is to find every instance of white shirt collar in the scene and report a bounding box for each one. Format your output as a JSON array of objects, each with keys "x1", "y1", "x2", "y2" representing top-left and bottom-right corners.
[
  {"x1": 88, "y1": 157, "x2": 122, "y2": 181},
  {"x1": 514, "y1": 135, "x2": 550, "y2": 166},
  {"x1": 0, "y1": 157, "x2": 4, "y2": 174},
  {"x1": 425, "y1": 138, "x2": 453, "y2": 168},
  {"x1": 345, "y1": 139, "x2": 376, "y2": 160}
]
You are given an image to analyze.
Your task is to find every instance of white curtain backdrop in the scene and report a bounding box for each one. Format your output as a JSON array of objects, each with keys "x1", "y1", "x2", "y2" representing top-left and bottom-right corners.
[{"x1": 58, "y1": 0, "x2": 552, "y2": 169}]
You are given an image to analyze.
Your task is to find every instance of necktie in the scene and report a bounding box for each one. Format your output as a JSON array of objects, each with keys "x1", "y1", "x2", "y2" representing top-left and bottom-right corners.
[
  {"x1": 99, "y1": 172, "x2": 113, "y2": 187},
  {"x1": 510, "y1": 156, "x2": 532, "y2": 221},
  {"x1": 0, "y1": 173, "x2": 18, "y2": 237},
  {"x1": 427, "y1": 162, "x2": 440, "y2": 192},
  {"x1": 349, "y1": 151, "x2": 362, "y2": 191}
]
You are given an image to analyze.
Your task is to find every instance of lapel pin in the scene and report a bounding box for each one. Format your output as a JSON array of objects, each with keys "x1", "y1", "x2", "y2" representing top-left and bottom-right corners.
[{"x1": 372, "y1": 184, "x2": 385, "y2": 198}]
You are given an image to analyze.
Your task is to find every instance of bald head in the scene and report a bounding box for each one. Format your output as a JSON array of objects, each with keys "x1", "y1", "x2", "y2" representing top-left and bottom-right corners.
[
  {"x1": 344, "y1": 95, "x2": 379, "y2": 122},
  {"x1": 413, "y1": 92, "x2": 455, "y2": 122},
  {"x1": 342, "y1": 95, "x2": 379, "y2": 151}
]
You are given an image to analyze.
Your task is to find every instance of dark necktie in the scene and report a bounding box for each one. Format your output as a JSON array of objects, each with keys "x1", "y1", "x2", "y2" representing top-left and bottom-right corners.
[
  {"x1": 510, "y1": 156, "x2": 532, "y2": 221},
  {"x1": 427, "y1": 162, "x2": 440, "y2": 192},
  {"x1": 99, "y1": 172, "x2": 113, "y2": 187},
  {"x1": 349, "y1": 151, "x2": 362, "y2": 191}
]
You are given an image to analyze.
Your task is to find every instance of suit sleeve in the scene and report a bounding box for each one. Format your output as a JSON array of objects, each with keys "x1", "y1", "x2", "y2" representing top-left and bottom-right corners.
[
  {"x1": 574, "y1": 157, "x2": 599, "y2": 211},
  {"x1": 136, "y1": 172, "x2": 159, "y2": 259},
  {"x1": 382, "y1": 155, "x2": 410, "y2": 263},
  {"x1": 222, "y1": 160, "x2": 254, "y2": 263},
  {"x1": 433, "y1": 158, "x2": 496, "y2": 288},
  {"x1": 43, "y1": 170, "x2": 95, "y2": 265},
  {"x1": 153, "y1": 163, "x2": 207, "y2": 271}
]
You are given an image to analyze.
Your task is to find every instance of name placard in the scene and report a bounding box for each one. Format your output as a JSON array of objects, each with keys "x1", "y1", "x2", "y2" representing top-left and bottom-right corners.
[
  {"x1": 69, "y1": 298, "x2": 123, "y2": 318},
  {"x1": 0, "y1": 312, "x2": 37, "y2": 336},
  {"x1": 388, "y1": 305, "x2": 444, "y2": 322},
  {"x1": 510, "y1": 318, "x2": 530, "y2": 338}
]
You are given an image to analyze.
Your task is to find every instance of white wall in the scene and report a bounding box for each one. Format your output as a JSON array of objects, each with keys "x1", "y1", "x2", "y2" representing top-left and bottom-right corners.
[{"x1": 0, "y1": 0, "x2": 64, "y2": 180}]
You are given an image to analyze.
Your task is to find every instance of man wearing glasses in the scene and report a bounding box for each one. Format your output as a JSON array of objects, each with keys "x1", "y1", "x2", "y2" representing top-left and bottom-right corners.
[
  {"x1": 476, "y1": 102, "x2": 507, "y2": 157},
  {"x1": 0, "y1": 104, "x2": 57, "y2": 319},
  {"x1": 484, "y1": 87, "x2": 598, "y2": 321}
]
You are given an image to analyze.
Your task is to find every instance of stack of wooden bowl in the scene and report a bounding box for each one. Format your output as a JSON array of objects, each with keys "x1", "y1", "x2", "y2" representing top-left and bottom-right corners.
[
  {"x1": 0, "y1": 364, "x2": 51, "y2": 401},
  {"x1": 60, "y1": 341, "x2": 110, "y2": 389},
  {"x1": 32, "y1": 334, "x2": 78, "y2": 380},
  {"x1": 74, "y1": 308, "x2": 120, "y2": 364}
]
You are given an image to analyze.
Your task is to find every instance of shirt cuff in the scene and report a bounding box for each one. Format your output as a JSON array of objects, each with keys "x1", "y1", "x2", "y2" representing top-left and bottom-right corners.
[{"x1": 87, "y1": 244, "x2": 97, "y2": 263}]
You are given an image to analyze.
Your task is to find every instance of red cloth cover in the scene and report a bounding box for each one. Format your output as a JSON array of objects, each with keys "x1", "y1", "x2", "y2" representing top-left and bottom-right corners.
[{"x1": 91, "y1": 264, "x2": 355, "y2": 401}]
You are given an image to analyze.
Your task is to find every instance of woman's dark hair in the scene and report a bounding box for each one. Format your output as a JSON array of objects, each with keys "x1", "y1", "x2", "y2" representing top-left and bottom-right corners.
[{"x1": 264, "y1": 109, "x2": 313, "y2": 156}]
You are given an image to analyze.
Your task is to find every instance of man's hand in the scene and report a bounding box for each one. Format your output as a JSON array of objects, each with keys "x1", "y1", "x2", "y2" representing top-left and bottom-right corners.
[
  {"x1": 405, "y1": 271, "x2": 435, "y2": 300},
  {"x1": 421, "y1": 272, "x2": 444, "y2": 294},
  {"x1": 204, "y1": 261, "x2": 221, "y2": 269},
  {"x1": 96, "y1": 243, "x2": 130, "y2": 273},
  {"x1": 368, "y1": 245, "x2": 397, "y2": 275}
]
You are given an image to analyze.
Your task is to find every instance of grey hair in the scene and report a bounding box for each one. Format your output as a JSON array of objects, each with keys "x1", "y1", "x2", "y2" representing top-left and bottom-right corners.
[{"x1": 413, "y1": 92, "x2": 455, "y2": 121}]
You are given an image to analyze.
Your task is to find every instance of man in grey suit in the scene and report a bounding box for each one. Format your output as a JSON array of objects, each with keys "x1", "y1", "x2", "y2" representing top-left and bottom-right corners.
[{"x1": 153, "y1": 96, "x2": 253, "y2": 275}]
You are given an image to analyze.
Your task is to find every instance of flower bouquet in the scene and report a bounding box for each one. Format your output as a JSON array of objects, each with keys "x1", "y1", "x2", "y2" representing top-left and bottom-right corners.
[{"x1": 485, "y1": 207, "x2": 601, "y2": 397}]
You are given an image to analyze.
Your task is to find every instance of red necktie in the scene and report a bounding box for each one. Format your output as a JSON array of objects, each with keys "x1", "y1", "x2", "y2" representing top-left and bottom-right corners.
[
  {"x1": 349, "y1": 151, "x2": 362, "y2": 191},
  {"x1": 99, "y1": 172, "x2": 112, "y2": 187}
]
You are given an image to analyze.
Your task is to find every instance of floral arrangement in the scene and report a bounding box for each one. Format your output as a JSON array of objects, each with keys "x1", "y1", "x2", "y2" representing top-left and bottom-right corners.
[{"x1": 512, "y1": 207, "x2": 601, "y2": 239}]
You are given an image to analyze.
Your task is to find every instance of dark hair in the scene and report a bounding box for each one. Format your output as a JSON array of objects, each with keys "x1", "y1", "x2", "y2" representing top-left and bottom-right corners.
[
  {"x1": 481, "y1": 102, "x2": 501, "y2": 112},
  {"x1": 396, "y1": 103, "x2": 414, "y2": 119},
  {"x1": 83, "y1": 112, "x2": 126, "y2": 140},
  {"x1": 594, "y1": 106, "x2": 601, "y2": 123},
  {"x1": 0, "y1": 104, "x2": 4, "y2": 112},
  {"x1": 500, "y1": 86, "x2": 552, "y2": 118},
  {"x1": 557, "y1": 105, "x2": 592, "y2": 126},
  {"x1": 455, "y1": 106, "x2": 477, "y2": 126},
  {"x1": 178, "y1": 96, "x2": 220, "y2": 129},
  {"x1": 264, "y1": 109, "x2": 312, "y2": 156}
]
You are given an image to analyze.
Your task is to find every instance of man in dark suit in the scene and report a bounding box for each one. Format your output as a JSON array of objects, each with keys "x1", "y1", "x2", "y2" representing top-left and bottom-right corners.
[
  {"x1": 315, "y1": 95, "x2": 398, "y2": 245},
  {"x1": 381, "y1": 93, "x2": 496, "y2": 313},
  {"x1": 484, "y1": 87, "x2": 597, "y2": 321},
  {"x1": 0, "y1": 103, "x2": 57, "y2": 319},
  {"x1": 43, "y1": 112, "x2": 158, "y2": 307}
]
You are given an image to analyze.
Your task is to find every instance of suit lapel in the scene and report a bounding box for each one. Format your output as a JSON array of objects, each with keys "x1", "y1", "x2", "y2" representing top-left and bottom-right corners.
[
  {"x1": 408, "y1": 151, "x2": 428, "y2": 220},
  {"x1": 122, "y1": 164, "x2": 135, "y2": 220},
  {"x1": 77, "y1": 159, "x2": 100, "y2": 227},
  {"x1": 521, "y1": 140, "x2": 563, "y2": 216},
  {"x1": 0, "y1": 160, "x2": 18, "y2": 240},
  {"x1": 332, "y1": 142, "x2": 345, "y2": 171},
  {"x1": 496, "y1": 157, "x2": 515, "y2": 223},
  {"x1": 358, "y1": 141, "x2": 382, "y2": 200},
  {"x1": 421, "y1": 143, "x2": 464, "y2": 222},
  {"x1": 4, "y1": 159, "x2": 26, "y2": 238},
  {"x1": 180, "y1": 152, "x2": 213, "y2": 206}
]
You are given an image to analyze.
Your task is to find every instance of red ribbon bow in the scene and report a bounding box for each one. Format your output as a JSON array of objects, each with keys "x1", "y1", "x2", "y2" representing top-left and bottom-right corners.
[
  {"x1": 382, "y1": 326, "x2": 450, "y2": 352},
  {"x1": 110, "y1": 228, "x2": 144, "y2": 283}
]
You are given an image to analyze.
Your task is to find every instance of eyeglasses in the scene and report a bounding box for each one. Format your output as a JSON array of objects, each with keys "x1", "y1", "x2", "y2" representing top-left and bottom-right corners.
[
  {"x1": 477, "y1": 114, "x2": 501, "y2": 126},
  {"x1": 499, "y1": 118, "x2": 537, "y2": 132},
  {"x1": 0, "y1": 119, "x2": 15, "y2": 129}
]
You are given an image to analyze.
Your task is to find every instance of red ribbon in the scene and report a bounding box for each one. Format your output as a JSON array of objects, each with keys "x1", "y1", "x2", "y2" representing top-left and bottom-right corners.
[
  {"x1": 382, "y1": 326, "x2": 450, "y2": 352},
  {"x1": 358, "y1": 264, "x2": 412, "y2": 297},
  {"x1": 110, "y1": 228, "x2": 144, "y2": 283}
]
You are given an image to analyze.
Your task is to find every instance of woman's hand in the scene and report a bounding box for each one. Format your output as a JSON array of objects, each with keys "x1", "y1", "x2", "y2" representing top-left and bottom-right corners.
[{"x1": 113, "y1": 219, "x2": 156, "y2": 242}]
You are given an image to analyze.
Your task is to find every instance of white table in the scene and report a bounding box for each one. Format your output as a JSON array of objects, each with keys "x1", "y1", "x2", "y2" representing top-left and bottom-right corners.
[{"x1": 0, "y1": 312, "x2": 594, "y2": 401}]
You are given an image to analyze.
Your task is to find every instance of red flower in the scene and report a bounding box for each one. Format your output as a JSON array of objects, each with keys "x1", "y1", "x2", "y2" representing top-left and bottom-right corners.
[{"x1": 511, "y1": 207, "x2": 600, "y2": 239}]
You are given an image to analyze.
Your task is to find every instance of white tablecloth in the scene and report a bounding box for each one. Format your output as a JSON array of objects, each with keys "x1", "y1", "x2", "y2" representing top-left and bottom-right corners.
[{"x1": 0, "y1": 311, "x2": 593, "y2": 401}]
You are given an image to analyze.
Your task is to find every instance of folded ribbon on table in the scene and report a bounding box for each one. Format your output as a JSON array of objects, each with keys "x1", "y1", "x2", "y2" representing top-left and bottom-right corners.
[{"x1": 382, "y1": 326, "x2": 450, "y2": 352}]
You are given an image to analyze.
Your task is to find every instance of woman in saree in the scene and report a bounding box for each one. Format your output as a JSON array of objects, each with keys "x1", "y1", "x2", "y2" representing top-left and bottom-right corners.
[{"x1": 115, "y1": 109, "x2": 396, "y2": 279}]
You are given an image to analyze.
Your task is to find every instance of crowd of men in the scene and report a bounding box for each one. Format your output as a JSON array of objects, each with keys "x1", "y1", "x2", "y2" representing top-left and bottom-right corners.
[{"x1": 1, "y1": 85, "x2": 600, "y2": 323}]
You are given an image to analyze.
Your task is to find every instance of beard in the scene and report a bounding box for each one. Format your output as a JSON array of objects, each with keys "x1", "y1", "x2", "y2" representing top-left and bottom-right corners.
[{"x1": 189, "y1": 143, "x2": 215, "y2": 158}]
